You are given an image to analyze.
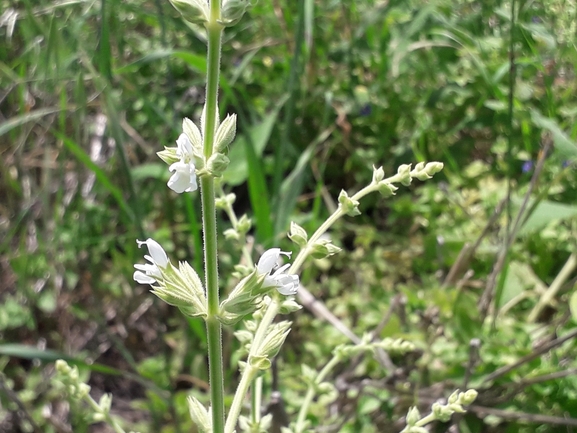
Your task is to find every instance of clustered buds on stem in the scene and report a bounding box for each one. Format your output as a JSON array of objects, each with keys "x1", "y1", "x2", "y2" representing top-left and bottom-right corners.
[
  {"x1": 133, "y1": 238, "x2": 208, "y2": 319},
  {"x1": 167, "y1": 0, "x2": 253, "y2": 27},
  {"x1": 401, "y1": 389, "x2": 478, "y2": 433},
  {"x1": 158, "y1": 113, "x2": 237, "y2": 193},
  {"x1": 218, "y1": 249, "x2": 300, "y2": 325}
]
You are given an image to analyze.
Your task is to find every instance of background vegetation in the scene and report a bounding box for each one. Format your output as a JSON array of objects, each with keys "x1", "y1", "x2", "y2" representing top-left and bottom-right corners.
[{"x1": 1, "y1": 0, "x2": 577, "y2": 432}]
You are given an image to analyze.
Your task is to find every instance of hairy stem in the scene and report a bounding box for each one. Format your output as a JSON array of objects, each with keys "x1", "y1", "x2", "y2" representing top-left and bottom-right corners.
[{"x1": 202, "y1": 3, "x2": 225, "y2": 432}]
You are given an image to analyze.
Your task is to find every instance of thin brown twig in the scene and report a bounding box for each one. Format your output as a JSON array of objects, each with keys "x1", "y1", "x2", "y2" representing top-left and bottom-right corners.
[
  {"x1": 482, "y1": 326, "x2": 577, "y2": 384},
  {"x1": 479, "y1": 140, "x2": 552, "y2": 320}
]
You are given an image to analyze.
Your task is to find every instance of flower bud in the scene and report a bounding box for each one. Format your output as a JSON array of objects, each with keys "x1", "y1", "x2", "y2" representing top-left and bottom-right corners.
[
  {"x1": 288, "y1": 221, "x2": 308, "y2": 247},
  {"x1": 397, "y1": 164, "x2": 412, "y2": 186},
  {"x1": 55, "y1": 359, "x2": 72, "y2": 375},
  {"x1": 278, "y1": 298, "x2": 302, "y2": 314},
  {"x1": 405, "y1": 406, "x2": 421, "y2": 426},
  {"x1": 377, "y1": 181, "x2": 398, "y2": 197},
  {"x1": 98, "y1": 394, "x2": 112, "y2": 413},
  {"x1": 248, "y1": 355, "x2": 271, "y2": 370},
  {"x1": 424, "y1": 161, "x2": 444, "y2": 177},
  {"x1": 372, "y1": 165, "x2": 385, "y2": 183},
  {"x1": 214, "y1": 113, "x2": 237, "y2": 152},
  {"x1": 206, "y1": 152, "x2": 230, "y2": 177},
  {"x1": 448, "y1": 389, "x2": 460, "y2": 404},
  {"x1": 338, "y1": 190, "x2": 361, "y2": 216},
  {"x1": 310, "y1": 238, "x2": 341, "y2": 259},
  {"x1": 215, "y1": 193, "x2": 236, "y2": 209},
  {"x1": 256, "y1": 321, "x2": 291, "y2": 362},
  {"x1": 234, "y1": 330, "x2": 253, "y2": 344},
  {"x1": 77, "y1": 383, "x2": 91, "y2": 399},
  {"x1": 236, "y1": 214, "x2": 252, "y2": 235},
  {"x1": 459, "y1": 389, "x2": 478, "y2": 405},
  {"x1": 188, "y1": 396, "x2": 212, "y2": 433},
  {"x1": 169, "y1": 0, "x2": 209, "y2": 25},
  {"x1": 219, "y1": 0, "x2": 251, "y2": 26},
  {"x1": 157, "y1": 147, "x2": 180, "y2": 165},
  {"x1": 223, "y1": 227, "x2": 239, "y2": 240}
]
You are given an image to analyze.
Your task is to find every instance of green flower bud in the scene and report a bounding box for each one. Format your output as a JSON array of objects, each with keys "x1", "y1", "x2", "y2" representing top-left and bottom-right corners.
[
  {"x1": 448, "y1": 389, "x2": 460, "y2": 404},
  {"x1": 236, "y1": 214, "x2": 252, "y2": 235},
  {"x1": 248, "y1": 355, "x2": 271, "y2": 370},
  {"x1": 215, "y1": 193, "x2": 236, "y2": 209},
  {"x1": 310, "y1": 238, "x2": 341, "y2": 259},
  {"x1": 338, "y1": 190, "x2": 361, "y2": 216},
  {"x1": 98, "y1": 394, "x2": 112, "y2": 413},
  {"x1": 183, "y1": 117, "x2": 203, "y2": 154},
  {"x1": 372, "y1": 165, "x2": 385, "y2": 183},
  {"x1": 55, "y1": 359, "x2": 72, "y2": 375},
  {"x1": 405, "y1": 406, "x2": 421, "y2": 426},
  {"x1": 256, "y1": 321, "x2": 291, "y2": 361},
  {"x1": 219, "y1": 0, "x2": 251, "y2": 26},
  {"x1": 278, "y1": 298, "x2": 302, "y2": 314},
  {"x1": 169, "y1": 0, "x2": 209, "y2": 25},
  {"x1": 214, "y1": 113, "x2": 237, "y2": 152},
  {"x1": 151, "y1": 261, "x2": 207, "y2": 319},
  {"x1": 207, "y1": 152, "x2": 230, "y2": 177},
  {"x1": 459, "y1": 389, "x2": 478, "y2": 405},
  {"x1": 397, "y1": 164, "x2": 412, "y2": 186},
  {"x1": 432, "y1": 402, "x2": 452, "y2": 422},
  {"x1": 223, "y1": 227, "x2": 239, "y2": 240},
  {"x1": 424, "y1": 161, "x2": 444, "y2": 177},
  {"x1": 288, "y1": 221, "x2": 308, "y2": 247},
  {"x1": 77, "y1": 383, "x2": 91, "y2": 399},
  {"x1": 234, "y1": 330, "x2": 253, "y2": 344},
  {"x1": 157, "y1": 147, "x2": 180, "y2": 165},
  {"x1": 218, "y1": 271, "x2": 267, "y2": 324},
  {"x1": 188, "y1": 396, "x2": 212, "y2": 433},
  {"x1": 377, "y1": 181, "x2": 398, "y2": 197}
]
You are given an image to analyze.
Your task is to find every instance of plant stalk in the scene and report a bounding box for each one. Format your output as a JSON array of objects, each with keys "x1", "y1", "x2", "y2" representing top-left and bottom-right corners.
[{"x1": 202, "y1": 3, "x2": 225, "y2": 432}]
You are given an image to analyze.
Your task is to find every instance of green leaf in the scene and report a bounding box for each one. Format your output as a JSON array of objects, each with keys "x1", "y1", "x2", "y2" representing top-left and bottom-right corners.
[
  {"x1": 520, "y1": 200, "x2": 577, "y2": 234},
  {"x1": 0, "y1": 107, "x2": 63, "y2": 137},
  {"x1": 0, "y1": 344, "x2": 120, "y2": 375},
  {"x1": 530, "y1": 109, "x2": 577, "y2": 159}
]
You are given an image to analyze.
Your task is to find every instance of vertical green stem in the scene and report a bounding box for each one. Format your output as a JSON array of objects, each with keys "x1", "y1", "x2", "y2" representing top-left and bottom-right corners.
[
  {"x1": 202, "y1": 177, "x2": 225, "y2": 433},
  {"x1": 203, "y1": 19, "x2": 223, "y2": 158},
  {"x1": 202, "y1": 3, "x2": 224, "y2": 433}
]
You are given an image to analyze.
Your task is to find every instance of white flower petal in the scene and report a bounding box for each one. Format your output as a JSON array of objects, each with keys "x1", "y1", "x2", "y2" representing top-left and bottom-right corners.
[
  {"x1": 274, "y1": 274, "x2": 299, "y2": 296},
  {"x1": 134, "y1": 263, "x2": 161, "y2": 278},
  {"x1": 257, "y1": 248, "x2": 281, "y2": 273},
  {"x1": 137, "y1": 238, "x2": 169, "y2": 267},
  {"x1": 256, "y1": 248, "x2": 298, "y2": 296},
  {"x1": 168, "y1": 161, "x2": 197, "y2": 193},
  {"x1": 133, "y1": 270, "x2": 156, "y2": 285},
  {"x1": 176, "y1": 133, "x2": 194, "y2": 157}
]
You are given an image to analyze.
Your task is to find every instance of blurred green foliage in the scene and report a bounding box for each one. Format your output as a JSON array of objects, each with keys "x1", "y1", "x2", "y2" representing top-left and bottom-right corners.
[{"x1": 1, "y1": 0, "x2": 577, "y2": 432}]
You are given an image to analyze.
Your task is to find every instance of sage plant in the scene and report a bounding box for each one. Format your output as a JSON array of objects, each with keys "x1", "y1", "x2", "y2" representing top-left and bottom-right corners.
[{"x1": 54, "y1": 1, "x2": 477, "y2": 432}]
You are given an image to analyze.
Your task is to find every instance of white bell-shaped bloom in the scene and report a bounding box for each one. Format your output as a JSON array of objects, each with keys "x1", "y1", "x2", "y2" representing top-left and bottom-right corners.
[
  {"x1": 168, "y1": 133, "x2": 197, "y2": 193},
  {"x1": 257, "y1": 248, "x2": 299, "y2": 296},
  {"x1": 134, "y1": 239, "x2": 169, "y2": 285}
]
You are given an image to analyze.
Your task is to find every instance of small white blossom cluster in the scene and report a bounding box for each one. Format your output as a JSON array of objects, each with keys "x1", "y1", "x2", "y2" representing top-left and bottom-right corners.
[{"x1": 134, "y1": 240, "x2": 299, "y2": 324}]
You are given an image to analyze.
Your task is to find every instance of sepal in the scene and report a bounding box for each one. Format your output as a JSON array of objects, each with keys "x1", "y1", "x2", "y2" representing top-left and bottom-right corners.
[
  {"x1": 338, "y1": 190, "x2": 361, "y2": 216},
  {"x1": 168, "y1": 0, "x2": 209, "y2": 25}
]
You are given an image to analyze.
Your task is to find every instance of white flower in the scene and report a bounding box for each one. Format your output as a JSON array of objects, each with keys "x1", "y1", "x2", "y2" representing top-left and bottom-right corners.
[
  {"x1": 257, "y1": 248, "x2": 299, "y2": 296},
  {"x1": 133, "y1": 238, "x2": 169, "y2": 285},
  {"x1": 168, "y1": 133, "x2": 197, "y2": 193}
]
